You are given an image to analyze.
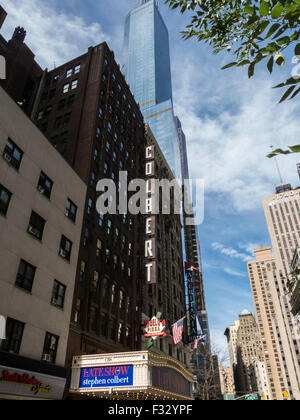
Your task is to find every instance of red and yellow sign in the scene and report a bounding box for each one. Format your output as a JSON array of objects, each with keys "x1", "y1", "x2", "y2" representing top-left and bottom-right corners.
[{"x1": 144, "y1": 317, "x2": 167, "y2": 338}]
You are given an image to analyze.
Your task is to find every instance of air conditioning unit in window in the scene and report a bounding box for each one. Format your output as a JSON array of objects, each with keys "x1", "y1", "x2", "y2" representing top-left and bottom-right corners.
[
  {"x1": 59, "y1": 249, "x2": 67, "y2": 258},
  {"x1": 28, "y1": 225, "x2": 40, "y2": 238},
  {"x1": 65, "y1": 209, "x2": 70, "y2": 217},
  {"x1": 38, "y1": 185, "x2": 45, "y2": 194},
  {"x1": 52, "y1": 298, "x2": 59, "y2": 306},
  {"x1": 3, "y1": 153, "x2": 11, "y2": 163},
  {"x1": 42, "y1": 354, "x2": 51, "y2": 362}
]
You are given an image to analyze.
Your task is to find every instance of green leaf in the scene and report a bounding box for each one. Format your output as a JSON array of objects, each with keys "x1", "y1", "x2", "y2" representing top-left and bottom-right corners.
[
  {"x1": 289, "y1": 145, "x2": 300, "y2": 153},
  {"x1": 279, "y1": 86, "x2": 296, "y2": 103},
  {"x1": 221, "y1": 62, "x2": 238, "y2": 70},
  {"x1": 248, "y1": 62, "x2": 255, "y2": 78},
  {"x1": 259, "y1": 0, "x2": 270, "y2": 17},
  {"x1": 271, "y1": 2, "x2": 284, "y2": 19},
  {"x1": 267, "y1": 55, "x2": 274, "y2": 73},
  {"x1": 245, "y1": 5, "x2": 255, "y2": 14},
  {"x1": 265, "y1": 23, "x2": 281, "y2": 39},
  {"x1": 290, "y1": 86, "x2": 300, "y2": 100}
]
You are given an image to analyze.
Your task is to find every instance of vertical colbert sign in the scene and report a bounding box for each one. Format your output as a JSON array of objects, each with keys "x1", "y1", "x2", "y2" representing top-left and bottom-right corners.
[
  {"x1": 145, "y1": 145, "x2": 157, "y2": 284},
  {"x1": 186, "y1": 269, "x2": 197, "y2": 342}
]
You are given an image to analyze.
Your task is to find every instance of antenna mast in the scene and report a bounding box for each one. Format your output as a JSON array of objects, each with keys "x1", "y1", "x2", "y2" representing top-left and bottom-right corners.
[{"x1": 270, "y1": 145, "x2": 284, "y2": 185}]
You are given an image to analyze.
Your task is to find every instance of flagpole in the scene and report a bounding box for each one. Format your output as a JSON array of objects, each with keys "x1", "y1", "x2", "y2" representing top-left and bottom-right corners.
[{"x1": 171, "y1": 315, "x2": 186, "y2": 328}]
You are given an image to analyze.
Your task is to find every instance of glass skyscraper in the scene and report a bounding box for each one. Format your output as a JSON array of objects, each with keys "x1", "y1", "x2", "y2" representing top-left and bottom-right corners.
[{"x1": 122, "y1": 0, "x2": 181, "y2": 181}]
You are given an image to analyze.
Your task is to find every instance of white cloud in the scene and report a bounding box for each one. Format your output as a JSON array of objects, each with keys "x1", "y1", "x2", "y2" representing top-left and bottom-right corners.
[
  {"x1": 172, "y1": 54, "x2": 300, "y2": 213},
  {"x1": 224, "y1": 267, "x2": 247, "y2": 278},
  {"x1": 1, "y1": 0, "x2": 109, "y2": 68},
  {"x1": 212, "y1": 242, "x2": 253, "y2": 262}
]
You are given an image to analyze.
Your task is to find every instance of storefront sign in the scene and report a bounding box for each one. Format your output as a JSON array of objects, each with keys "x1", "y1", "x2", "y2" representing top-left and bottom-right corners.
[
  {"x1": 144, "y1": 316, "x2": 167, "y2": 338},
  {"x1": 79, "y1": 365, "x2": 134, "y2": 389},
  {"x1": 0, "y1": 365, "x2": 66, "y2": 399}
]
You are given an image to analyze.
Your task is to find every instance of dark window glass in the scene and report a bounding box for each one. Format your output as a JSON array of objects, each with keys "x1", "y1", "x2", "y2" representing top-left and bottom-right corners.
[
  {"x1": 51, "y1": 280, "x2": 66, "y2": 308},
  {"x1": 0, "y1": 317, "x2": 24, "y2": 354},
  {"x1": 37, "y1": 172, "x2": 53, "y2": 199},
  {"x1": 27, "y1": 211, "x2": 46, "y2": 240},
  {"x1": 3, "y1": 138, "x2": 23, "y2": 170},
  {"x1": 65, "y1": 199, "x2": 77, "y2": 222},
  {"x1": 15, "y1": 259, "x2": 36, "y2": 292},
  {"x1": 0, "y1": 185, "x2": 12, "y2": 216},
  {"x1": 59, "y1": 235, "x2": 72, "y2": 261},
  {"x1": 101, "y1": 313, "x2": 108, "y2": 337},
  {"x1": 42, "y1": 332, "x2": 59, "y2": 364}
]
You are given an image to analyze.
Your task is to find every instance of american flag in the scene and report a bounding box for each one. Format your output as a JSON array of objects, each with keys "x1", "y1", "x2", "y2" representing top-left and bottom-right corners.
[{"x1": 172, "y1": 317, "x2": 185, "y2": 345}]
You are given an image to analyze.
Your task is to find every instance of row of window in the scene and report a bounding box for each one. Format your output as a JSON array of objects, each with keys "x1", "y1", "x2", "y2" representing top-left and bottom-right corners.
[
  {"x1": 2, "y1": 137, "x2": 79, "y2": 217},
  {"x1": 0, "y1": 317, "x2": 59, "y2": 364}
]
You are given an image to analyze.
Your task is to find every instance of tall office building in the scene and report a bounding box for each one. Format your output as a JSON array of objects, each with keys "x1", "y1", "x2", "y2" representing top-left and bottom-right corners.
[
  {"x1": 262, "y1": 185, "x2": 300, "y2": 399},
  {"x1": 247, "y1": 247, "x2": 289, "y2": 400},
  {"x1": 31, "y1": 43, "x2": 146, "y2": 397},
  {"x1": 122, "y1": 0, "x2": 181, "y2": 181},
  {"x1": 225, "y1": 311, "x2": 266, "y2": 397},
  {"x1": 176, "y1": 116, "x2": 208, "y2": 339}
]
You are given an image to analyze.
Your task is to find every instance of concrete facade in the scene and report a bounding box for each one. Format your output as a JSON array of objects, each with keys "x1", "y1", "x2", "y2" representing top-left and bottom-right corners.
[{"x1": 0, "y1": 86, "x2": 86, "y2": 399}]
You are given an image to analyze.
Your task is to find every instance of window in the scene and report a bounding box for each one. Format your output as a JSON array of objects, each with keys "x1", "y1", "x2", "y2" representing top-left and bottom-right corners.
[
  {"x1": 74, "y1": 64, "x2": 81, "y2": 74},
  {"x1": 51, "y1": 280, "x2": 66, "y2": 308},
  {"x1": 27, "y1": 211, "x2": 46, "y2": 240},
  {"x1": 71, "y1": 79, "x2": 78, "y2": 90},
  {"x1": 106, "y1": 141, "x2": 111, "y2": 153},
  {"x1": 74, "y1": 299, "x2": 81, "y2": 324},
  {"x1": 104, "y1": 162, "x2": 109, "y2": 175},
  {"x1": 59, "y1": 235, "x2": 72, "y2": 261},
  {"x1": 42, "y1": 332, "x2": 59, "y2": 364},
  {"x1": 87, "y1": 197, "x2": 93, "y2": 215},
  {"x1": 0, "y1": 318, "x2": 24, "y2": 354},
  {"x1": 107, "y1": 219, "x2": 112, "y2": 235},
  {"x1": 96, "y1": 239, "x2": 102, "y2": 256},
  {"x1": 96, "y1": 127, "x2": 101, "y2": 139},
  {"x1": 63, "y1": 83, "x2": 69, "y2": 94},
  {"x1": 92, "y1": 271, "x2": 99, "y2": 292},
  {"x1": 53, "y1": 74, "x2": 60, "y2": 82},
  {"x1": 3, "y1": 138, "x2": 23, "y2": 170},
  {"x1": 90, "y1": 171, "x2": 96, "y2": 185},
  {"x1": 66, "y1": 68, "x2": 73, "y2": 78},
  {"x1": 0, "y1": 185, "x2": 12, "y2": 216},
  {"x1": 93, "y1": 148, "x2": 99, "y2": 161},
  {"x1": 15, "y1": 259, "x2": 36, "y2": 292},
  {"x1": 37, "y1": 172, "x2": 53, "y2": 199},
  {"x1": 65, "y1": 199, "x2": 77, "y2": 222}
]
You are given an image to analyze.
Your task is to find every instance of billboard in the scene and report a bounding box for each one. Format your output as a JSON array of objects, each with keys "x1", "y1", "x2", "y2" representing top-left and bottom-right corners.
[{"x1": 79, "y1": 365, "x2": 134, "y2": 389}]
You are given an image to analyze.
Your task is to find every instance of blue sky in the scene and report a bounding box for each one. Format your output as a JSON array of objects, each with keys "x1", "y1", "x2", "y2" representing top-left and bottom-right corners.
[{"x1": 2, "y1": 0, "x2": 300, "y2": 359}]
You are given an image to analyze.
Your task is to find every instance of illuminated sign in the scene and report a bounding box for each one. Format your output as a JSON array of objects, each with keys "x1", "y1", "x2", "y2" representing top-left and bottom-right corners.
[
  {"x1": 0, "y1": 366, "x2": 66, "y2": 399},
  {"x1": 145, "y1": 145, "x2": 157, "y2": 285},
  {"x1": 79, "y1": 365, "x2": 134, "y2": 389},
  {"x1": 144, "y1": 316, "x2": 167, "y2": 338}
]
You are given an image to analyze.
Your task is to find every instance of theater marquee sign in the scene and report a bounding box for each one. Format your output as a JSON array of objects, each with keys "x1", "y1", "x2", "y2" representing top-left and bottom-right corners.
[{"x1": 70, "y1": 351, "x2": 194, "y2": 400}]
